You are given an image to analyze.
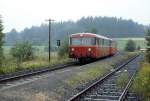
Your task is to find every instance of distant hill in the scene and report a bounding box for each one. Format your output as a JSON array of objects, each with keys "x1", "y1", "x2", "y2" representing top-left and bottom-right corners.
[{"x1": 4, "y1": 16, "x2": 146, "y2": 45}]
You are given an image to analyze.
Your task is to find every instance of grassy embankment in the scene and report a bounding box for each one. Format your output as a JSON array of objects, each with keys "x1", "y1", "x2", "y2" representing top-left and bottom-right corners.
[
  {"x1": 65, "y1": 52, "x2": 137, "y2": 88},
  {"x1": 131, "y1": 61, "x2": 150, "y2": 101},
  {"x1": 0, "y1": 46, "x2": 69, "y2": 74}
]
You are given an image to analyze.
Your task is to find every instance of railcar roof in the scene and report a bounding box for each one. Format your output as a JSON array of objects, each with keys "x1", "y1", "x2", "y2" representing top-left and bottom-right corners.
[{"x1": 70, "y1": 33, "x2": 112, "y2": 40}]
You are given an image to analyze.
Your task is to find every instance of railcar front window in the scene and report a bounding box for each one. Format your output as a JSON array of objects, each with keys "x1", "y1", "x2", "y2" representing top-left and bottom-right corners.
[
  {"x1": 71, "y1": 37, "x2": 95, "y2": 45},
  {"x1": 82, "y1": 38, "x2": 95, "y2": 45},
  {"x1": 71, "y1": 38, "x2": 82, "y2": 45}
]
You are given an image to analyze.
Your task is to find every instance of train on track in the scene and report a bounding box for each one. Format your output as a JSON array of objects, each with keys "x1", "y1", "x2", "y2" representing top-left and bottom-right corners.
[{"x1": 69, "y1": 33, "x2": 117, "y2": 62}]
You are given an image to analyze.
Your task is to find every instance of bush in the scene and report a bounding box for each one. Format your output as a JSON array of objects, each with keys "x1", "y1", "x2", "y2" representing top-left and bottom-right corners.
[
  {"x1": 124, "y1": 40, "x2": 136, "y2": 52},
  {"x1": 132, "y1": 62, "x2": 150, "y2": 101},
  {"x1": 137, "y1": 45, "x2": 141, "y2": 50},
  {"x1": 145, "y1": 28, "x2": 150, "y2": 63},
  {"x1": 10, "y1": 42, "x2": 34, "y2": 62}
]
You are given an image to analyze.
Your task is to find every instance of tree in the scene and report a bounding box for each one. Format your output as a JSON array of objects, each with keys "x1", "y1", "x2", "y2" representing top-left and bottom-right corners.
[
  {"x1": 137, "y1": 45, "x2": 141, "y2": 50},
  {"x1": 10, "y1": 42, "x2": 34, "y2": 68},
  {"x1": 145, "y1": 28, "x2": 150, "y2": 63},
  {"x1": 89, "y1": 28, "x2": 98, "y2": 34},
  {"x1": 0, "y1": 15, "x2": 4, "y2": 67},
  {"x1": 5, "y1": 16, "x2": 145, "y2": 46},
  {"x1": 124, "y1": 40, "x2": 136, "y2": 52},
  {"x1": 5, "y1": 29, "x2": 19, "y2": 45}
]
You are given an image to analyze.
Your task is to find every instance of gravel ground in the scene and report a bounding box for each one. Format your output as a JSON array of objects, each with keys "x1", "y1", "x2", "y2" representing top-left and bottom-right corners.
[{"x1": 0, "y1": 53, "x2": 137, "y2": 101}]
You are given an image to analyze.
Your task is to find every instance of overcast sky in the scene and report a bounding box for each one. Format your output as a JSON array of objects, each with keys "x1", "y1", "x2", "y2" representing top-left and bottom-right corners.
[{"x1": 0, "y1": 0, "x2": 150, "y2": 32}]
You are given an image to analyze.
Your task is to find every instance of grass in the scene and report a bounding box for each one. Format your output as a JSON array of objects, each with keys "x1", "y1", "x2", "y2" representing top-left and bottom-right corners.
[
  {"x1": 131, "y1": 61, "x2": 150, "y2": 101},
  {"x1": 116, "y1": 71, "x2": 129, "y2": 88},
  {"x1": 0, "y1": 56, "x2": 69, "y2": 74},
  {"x1": 65, "y1": 64, "x2": 111, "y2": 88},
  {"x1": 115, "y1": 38, "x2": 146, "y2": 50},
  {"x1": 64, "y1": 52, "x2": 136, "y2": 88},
  {"x1": 0, "y1": 46, "x2": 69, "y2": 74},
  {"x1": 2, "y1": 46, "x2": 46, "y2": 56},
  {"x1": 21, "y1": 55, "x2": 69, "y2": 69}
]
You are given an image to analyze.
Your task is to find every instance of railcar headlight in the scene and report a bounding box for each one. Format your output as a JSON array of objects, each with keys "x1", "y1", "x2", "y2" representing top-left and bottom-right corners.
[
  {"x1": 72, "y1": 48, "x2": 74, "y2": 51},
  {"x1": 88, "y1": 48, "x2": 91, "y2": 51}
]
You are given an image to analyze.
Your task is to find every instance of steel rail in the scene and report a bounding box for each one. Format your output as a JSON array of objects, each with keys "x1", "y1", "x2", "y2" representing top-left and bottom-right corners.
[{"x1": 118, "y1": 65, "x2": 138, "y2": 101}]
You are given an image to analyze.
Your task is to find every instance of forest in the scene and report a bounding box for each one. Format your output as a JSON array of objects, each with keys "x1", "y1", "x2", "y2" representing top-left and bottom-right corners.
[{"x1": 4, "y1": 16, "x2": 147, "y2": 46}]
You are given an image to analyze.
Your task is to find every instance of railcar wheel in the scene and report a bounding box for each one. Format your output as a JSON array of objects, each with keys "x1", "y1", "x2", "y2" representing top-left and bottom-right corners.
[{"x1": 79, "y1": 58, "x2": 85, "y2": 64}]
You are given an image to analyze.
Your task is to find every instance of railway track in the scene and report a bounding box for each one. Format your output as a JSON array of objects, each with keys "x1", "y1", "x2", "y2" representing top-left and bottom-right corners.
[
  {"x1": 0, "y1": 61, "x2": 76, "y2": 83},
  {"x1": 68, "y1": 54, "x2": 141, "y2": 101}
]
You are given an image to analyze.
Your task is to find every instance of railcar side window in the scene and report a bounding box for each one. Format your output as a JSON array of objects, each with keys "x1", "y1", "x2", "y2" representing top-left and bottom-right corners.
[
  {"x1": 112, "y1": 41, "x2": 114, "y2": 47},
  {"x1": 102, "y1": 39, "x2": 104, "y2": 46},
  {"x1": 104, "y1": 39, "x2": 107, "y2": 46},
  {"x1": 99, "y1": 38, "x2": 103, "y2": 46},
  {"x1": 96, "y1": 38, "x2": 99, "y2": 46},
  {"x1": 109, "y1": 40, "x2": 112, "y2": 46},
  {"x1": 103, "y1": 39, "x2": 109, "y2": 47}
]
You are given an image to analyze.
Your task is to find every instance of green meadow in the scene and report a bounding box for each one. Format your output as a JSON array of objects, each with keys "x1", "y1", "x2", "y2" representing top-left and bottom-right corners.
[
  {"x1": 3, "y1": 37, "x2": 146, "y2": 55},
  {"x1": 114, "y1": 38, "x2": 146, "y2": 50}
]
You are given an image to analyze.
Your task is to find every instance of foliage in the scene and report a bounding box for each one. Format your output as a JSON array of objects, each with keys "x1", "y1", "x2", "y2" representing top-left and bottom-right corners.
[
  {"x1": 137, "y1": 45, "x2": 141, "y2": 50},
  {"x1": 132, "y1": 62, "x2": 150, "y2": 101},
  {"x1": 21, "y1": 55, "x2": 69, "y2": 69},
  {"x1": 145, "y1": 28, "x2": 150, "y2": 63},
  {"x1": 4, "y1": 16, "x2": 145, "y2": 46},
  {"x1": 0, "y1": 15, "x2": 4, "y2": 67},
  {"x1": 0, "y1": 54, "x2": 69, "y2": 74},
  {"x1": 124, "y1": 40, "x2": 136, "y2": 52},
  {"x1": 89, "y1": 27, "x2": 98, "y2": 34},
  {"x1": 10, "y1": 42, "x2": 34, "y2": 62},
  {"x1": 58, "y1": 37, "x2": 69, "y2": 57}
]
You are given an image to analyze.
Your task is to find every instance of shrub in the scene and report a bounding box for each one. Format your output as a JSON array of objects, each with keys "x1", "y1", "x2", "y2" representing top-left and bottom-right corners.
[
  {"x1": 145, "y1": 28, "x2": 150, "y2": 63},
  {"x1": 132, "y1": 62, "x2": 150, "y2": 101},
  {"x1": 10, "y1": 42, "x2": 34, "y2": 62},
  {"x1": 137, "y1": 45, "x2": 141, "y2": 50},
  {"x1": 124, "y1": 40, "x2": 136, "y2": 52}
]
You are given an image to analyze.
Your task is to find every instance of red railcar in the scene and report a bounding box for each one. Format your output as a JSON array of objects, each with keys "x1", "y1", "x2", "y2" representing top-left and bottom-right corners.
[{"x1": 69, "y1": 33, "x2": 117, "y2": 62}]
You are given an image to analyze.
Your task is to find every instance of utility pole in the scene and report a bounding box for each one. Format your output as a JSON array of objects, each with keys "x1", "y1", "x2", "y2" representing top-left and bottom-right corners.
[{"x1": 45, "y1": 19, "x2": 54, "y2": 63}]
